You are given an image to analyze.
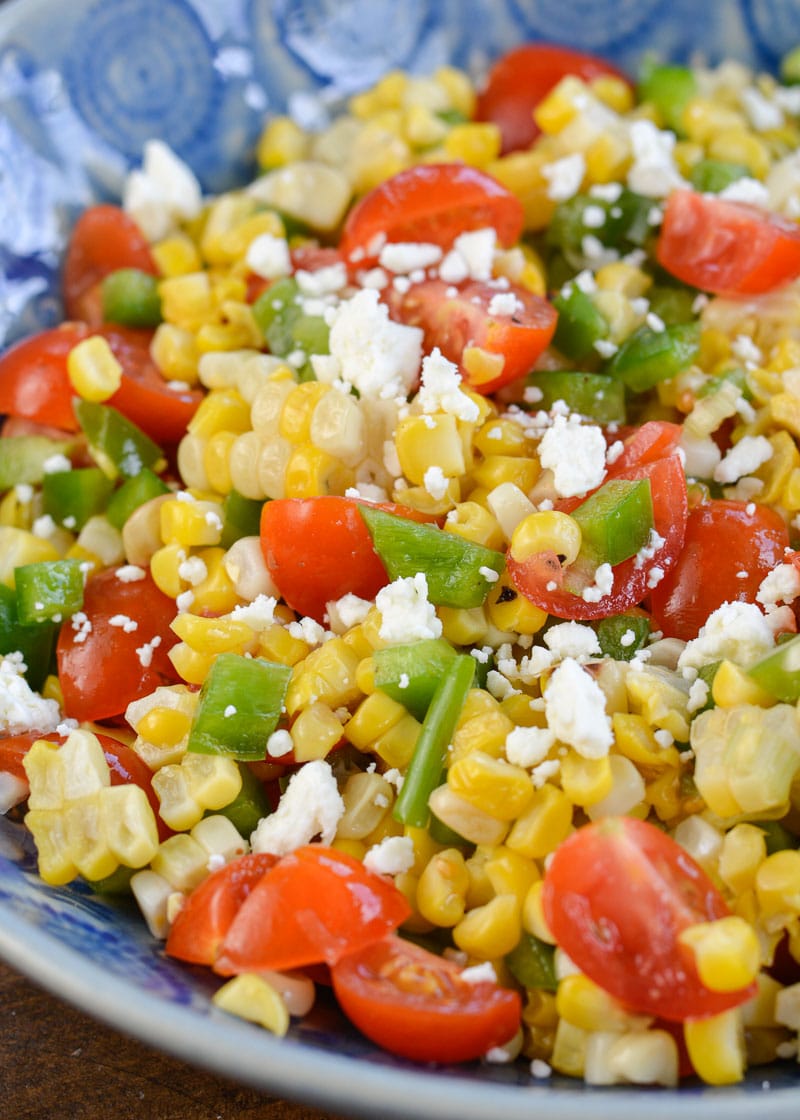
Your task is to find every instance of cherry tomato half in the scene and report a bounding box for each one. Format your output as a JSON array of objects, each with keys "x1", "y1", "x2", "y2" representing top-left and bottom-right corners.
[
  {"x1": 0, "y1": 323, "x2": 88, "y2": 431},
  {"x1": 63, "y1": 205, "x2": 158, "y2": 324},
  {"x1": 657, "y1": 189, "x2": 800, "y2": 297},
  {"x1": 386, "y1": 278, "x2": 557, "y2": 394},
  {"x1": 339, "y1": 164, "x2": 524, "y2": 267},
  {"x1": 476, "y1": 43, "x2": 631, "y2": 154},
  {"x1": 331, "y1": 935, "x2": 522, "y2": 1064},
  {"x1": 215, "y1": 845, "x2": 411, "y2": 975},
  {"x1": 542, "y1": 817, "x2": 757, "y2": 1022},
  {"x1": 649, "y1": 499, "x2": 790, "y2": 640},
  {"x1": 56, "y1": 567, "x2": 181, "y2": 722}
]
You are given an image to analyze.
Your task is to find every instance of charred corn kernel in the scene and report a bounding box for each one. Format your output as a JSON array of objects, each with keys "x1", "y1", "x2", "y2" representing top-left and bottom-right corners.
[
  {"x1": 151, "y1": 833, "x2": 211, "y2": 892},
  {"x1": 168, "y1": 642, "x2": 217, "y2": 686},
  {"x1": 285, "y1": 638, "x2": 361, "y2": 715},
  {"x1": 290, "y1": 701, "x2": 343, "y2": 763},
  {"x1": 171, "y1": 613, "x2": 254, "y2": 655},
  {"x1": 522, "y1": 880, "x2": 556, "y2": 943},
  {"x1": 509, "y1": 510, "x2": 582, "y2": 565},
  {"x1": 678, "y1": 917, "x2": 761, "y2": 992},
  {"x1": 67, "y1": 336, "x2": 122, "y2": 402},
  {"x1": 486, "y1": 576, "x2": 548, "y2": 635},
  {"x1": 284, "y1": 443, "x2": 354, "y2": 498},
  {"x1": 560, "y1": 751, "x2": 614, "y2": 808},
  {"x1": 395, "y1": 414, "x2": 466, "y2": 485},
  {"x1": 213, "y1": 972, "x2": 290, "y2": 1035},
  {"x1": 447, "y1": 750, "x2": 534, "y2": 821},
  {"x1": 152, "y1": 753, "x2": 242, "y2": 831},
  {"x1": 160, "y1": 498, "x2": 223, "y2": 548},
  {"x1": 416, "y1": 848, "x2": 470, "y2": 927},
  {"x1": 506, "y1": 784, "x2": 573, "y2": 860},
  {"x1": 484, "y1": 846, "x2": 539, "y2": 904},
  {"x1": 344, "y1": 691, "x2": 407, "y2": 750},
  {"x1": 438, "y1": 605, "x2": 490, "y2": 646},
  {"x1": 258, "y1": 115, "x2": 309, "y2": 169},
  {"x1": 712, "y1": 659, "x2": 776, "y2": 708},
  {"x1": 453, "y1": 891, "x2": 521, "y2": 958},
  {"x1": 442, "y1": 122, "x2": 501, "y2": 167},
  {"x1": 557, "y1": 974, "x2": 652, "y2": 1033},
  {"x1": 719, "y1": 823, "x2": 767, "y2": 895},
  {"x1": 278, "y1": 381, "x2": 330, "y2": 443},
  {"x1": 336, "y1": 772, "x2": 394, "y2": 841},
  {"x1": 754, "y1": 429, "x2": 800, "y2": 503},
  {"x1": 471, "y1": 454, "x2": 540, "y2": 494},
  {"x1": 683, "y1": 1009, "x2": 745, "y2": 1086},
  {"x1": 755, "y1": 850, "x2": 800, "y2": 928},
  {"x1": 188, "y1": 389, "x2": 251, "y2": 439},
  {"x1": 708, "y1": 129, "x2": 770, "y2": 178},
  {"x1": 428, "y1": 785, "x2": 508, "y2": 846},
  {"x1": 372, "y1": 712, "x2": 420, "y2": 768},
  {"x1": 159, "y1": 272, "x2": 216, "y2": 331}
]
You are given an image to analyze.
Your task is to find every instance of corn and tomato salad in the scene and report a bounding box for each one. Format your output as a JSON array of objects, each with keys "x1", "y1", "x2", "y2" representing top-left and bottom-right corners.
[{"x1": 4, "y1": 40, "x2": 800, "y2": 1088}]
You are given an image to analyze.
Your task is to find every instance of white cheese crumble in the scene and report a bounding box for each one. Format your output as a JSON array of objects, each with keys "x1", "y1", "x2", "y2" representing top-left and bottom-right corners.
[
  {"x1": 687, "y1": 677, "x2": 710, "y2": 713},
  {"x1": 439, "y1": 227, "x2": 497, "y2": 283},
  {"x1": 713, "y1": 435, "x2": 773, "y2": 484},
  {"x1": 423, "y1": 464, "x2": 449, "y2": 500},
  {"x1": 581, "y1": 562, "x2": 614, "y2": 603},
  {"x1": 487, "y1": 291, "x2": 523, "y2": 317},
  {"x1": 325, "y1": 288, "x2": 423, "y2": 399},
  {"x1": 287, "y1": 616, "x2": 329, "y2": 646},
  {"x1": 136, "y1": 635, "x2": 162, "y2": 668},
  {"x1": 538, "y1": 414, "x2": 607, "y2": 498},
  {"x1": 266, "y1": 728, "x2": 293, "y2": 758},
  {"x1": 115, "y1": 565, "x2": 146, "y2": 583},
  {"x1": 326, "y1": 592, "x2": 373, "y2": 634},
  {"x1": 109, "y1": 614, "x2": 138, "y2": 633},
  {"x1": 626, "y1": 119, "x2": 686, "y2": 198},
  {"x1": 544, "y1": 658, "x2": 613, "y2": 759},
  {"x1": 251, "y1": 760, "x2": 344, "y2": 855},
  {"x1": 245, "y1": 232, "x2": 291, "y2": 280},
  {"x1": 177, "y1": 555, "x2": 208, "y2": 587},
  {"x1": 123, "y1": 139, "x2": 203, "y2": 242},
  {"x1": 363, "y1": 834, "x2": 415, "y2": 876},
  {"x1": 460, "y1": 961, "x2": 497, "y2": 985},
  {"x1": 378, "y1": 241, "x2": 442, "y2": 273},
  {"x1": 678, "y1": 601, "x2": 776, "y2": 672},
  {"x1": 719, "y1": 177, "x2": 770, "y2": 206},
  {"x1": 376, "y1": 573, "x2": 442, "y2": 644},
  {"x1": 0, "y1": 653, "x2": 61, "y2": 736},
  {"x1": 42, "y1": 453, "x2": 72, "y2": 474},
  {"x1": 543, "y1": 621, "x2": 601, "y2": 661},
  {"x1": 757, "y1": 563, "x2": 800, "y2": 607},
  {"x1": 230, "y1": 594, "x2": 278, "y2": 629},
  {"x1": 542, "y1": 153, "x2": 586, "y2": 201},
  {"x1": 416, "y1": 347, "x2": 480, "y2": 421},
  {"x1": 295, "y1": 262, "x2": 348, "y2": 296},
  {"x1": 504, "y1": 725, "x2": 556, "y2": 769}
]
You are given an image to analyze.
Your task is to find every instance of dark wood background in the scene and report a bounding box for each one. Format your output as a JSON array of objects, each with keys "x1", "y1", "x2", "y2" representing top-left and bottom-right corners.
[{"x1": 1, "y1": 962, "x2": 346, "y2": 1119}]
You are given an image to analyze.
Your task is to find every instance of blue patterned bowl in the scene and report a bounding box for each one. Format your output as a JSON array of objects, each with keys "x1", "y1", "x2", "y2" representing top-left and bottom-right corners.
[{"x1": 2, "y1": 1, "x2": 800, "y2": 1115}]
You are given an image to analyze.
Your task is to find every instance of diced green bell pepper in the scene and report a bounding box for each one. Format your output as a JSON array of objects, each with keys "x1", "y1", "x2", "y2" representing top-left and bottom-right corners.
[
  {"x1": 606, "y1": 322, "x2": 700, "y2": 393},
  {"x1": 596, "y1": 612, "x2": 651, "y2": 661},
  {"x1": 747, "y1": 633, "x2": 800, "y2": 703},
  {"x1": 646, "y1": 285, "x2": 697, "y2": 326},
  {"x1": 187, "y1": 653, "x2": 292, "y2": 760},
  {"x1": 0, "y1": 436, "x2": 75, "y2": 491},
  {"x1": 359, "y1": 506, "x2": 505, "y2": 609},
  {"x1": 548, "y1": 188, "x2": 654, "y2": 257},
  {"x1": 101, "y1": 268, "x2": 162, "y2": 328},
  {"x1": 760, "y1": 819, "x2": 799, "y2": 855},
  {"x1": 221, "y1": 490, "x2": 266, "y2": 548},
  {"x1": 689, "y1": 159, "x2": 750, "y2": 194},
  {"x1": 214, "y1": 762, "x2": 273, "y2": 835},
  {"x1": 505, "y1": 932, "x2": 557, "y2": 991},
  {"x1": 252, "y1": 276, "x2": 329, "y2": 382},
  {"x1": 15, "y1": 559, "x2": 84, "y2": 625},
  {"x1": 780, "y1": 45, "x2": 800, "y2": 85},
  {"x1": 89, "y1": 865, "x2": 136, "y2": 895},
  {"x1": 74, "y1": 398, "x2": 164, "y2": 480},
  {"x1": 105, "y1": 468, "x2": 172, "y2": 530},
  {"x1": 572, "y1": 478, "x2": 654, "y2": 567},
  {"x1": 552, "y1": 285, "x2": 610, "y2": 363},
  {"x1": 637, "y1": 60, "x2": 697, "y2": 133},
  {"x1": 373, "y1": 637, "x2": 459, "y2": 721},
  {"x1": 528, "y1": 369, "x2": 626, "y2": 424},
  {"x1": 42, "y1": 467, "x2": 114, "y2": 530},
  {"x1": 0, "y1": 583, "x2": 57, "y2": 691}
]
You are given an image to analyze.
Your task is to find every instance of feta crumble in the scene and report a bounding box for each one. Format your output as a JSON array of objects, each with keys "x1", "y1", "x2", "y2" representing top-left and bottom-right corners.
[
  {"x1": 544, "y1": 658, "x2": 613, "y2": 758},
  {"x1": 538, "y1": 414, "x2": 607, "y2": 497},
  {"x1": 376, "y1": 573, "x2": 442, "y2": 644}
]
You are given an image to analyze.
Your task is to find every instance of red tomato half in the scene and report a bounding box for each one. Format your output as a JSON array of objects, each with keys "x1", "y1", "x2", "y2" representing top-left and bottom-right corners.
[
  {"x1": 657, "y1": 190, "x2": 800, "y2": 297},
  {"x1": 56, "y1": 568, "x2": 181, "y2": 722},
  {"x1": 332, "y1": 935, "x2": 522, "y2": 1064},
  {"x1": 260, "y1": 496, "x2": 390, "y2": 623},
  {"x1": 165, "y1": 852, "x2": 277, "y2": 965},
  {"x1": 476, "y1": 43, "x2": 631, "y2": 154},
  {"x1": 649, "y1": 499, "x2": 790, "y2": 640},
  {"x1": 543, "y1": 817, "x2": 757, "y2": 1022},
  {"x1": 0, "y1": 323, "x2": 88, "y2": 431},
  {"x1": 63, "y1": 205, "x2": 158, "y2": 324},
  {"x1": 215, "y1": 845, "x2": 411, "y2": 975},
  {"x1": 386, "y1": 278, "x2": 557, "y2": 393},
  {"x1": 339, "y1": 164, "x2": 524, "y2": 267}
]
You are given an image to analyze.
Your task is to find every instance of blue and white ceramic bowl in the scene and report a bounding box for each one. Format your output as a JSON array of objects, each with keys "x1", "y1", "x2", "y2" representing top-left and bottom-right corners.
[{"x1": 2, "y1": 1, "x2": 800, "y2": 1116}]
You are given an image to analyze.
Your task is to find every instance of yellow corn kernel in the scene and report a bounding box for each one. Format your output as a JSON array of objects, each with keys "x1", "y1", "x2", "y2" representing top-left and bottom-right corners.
[
  {"x1": 584, "y1": 130, "x2": 632, "y2": 184},
  {"x1": 485, "y1": 576, "x2": 548, "y2": 636},
  {"x1": 372, "y1": 712, "x2": 420, "y2": 768},
  {"x1": 712, "y1": 659, "x2": 776, "y2": 708},
  {"x1": 416, "y1": 848, "x2": 470, "y2": 927},
  {"x1": 151, "y1": 832, "x2": 211, "y2": 892},
  {"x1": 177, "y1": 432, "x2": 211, "y2": 493},
  {"x1": 258, "y1": 114, "x2": 309, "y2": 169},
  {"x1": 339, "y1": 623, "x2": 375, "y2": 660},
  {"x1": 678, "y1": 916, "x2": 761, "y2": 992},
  {"x1": 612, "y1": 712, "x2": 680, "y2": 770},
  {"x1": 152, "y1": 232, "x2": 201, "y2": 277},
  {"x1": 222, "y1": 432, "x2": 265, "y2": 502},
  {"x1": 152, "y1": 753, "x2": 242, "y2": 831},
  {"x1": 201, "y1": 430, "x2": 237, "y2": 495},
  {"x1": 159, "y1": 272, "x2": 216, "y2": 332},
  {"x1": 186, "y1": 547, "x2": 240, "y2": 615},
  {"x1": 484, "y1": 846, "x2": 539, "y2": 904},
  {"x1": 464, "y1": 846, "x2": 495, "y2": 908},
  {"x1": 159, "y1": 498, "x2": 223, "y2": 548},
  {"x1": 560, "y1": 751, "x2": 614, "y2": 808},
  {"x1": 447, "y1": 750, "x2": 534, "y2": 821},
  {"x1": 453, "y1": 892, "x2": 521, "y2": 959},
  {"x1": 212, "y1": 972, "x2": 289, "y2": 1036},
  {"x1": 755, "y1": 850, "x2": 800, "y2": 928},
  {"x1": 283, "y1": 443, "x2": 354, "y2": 498},
  {"x1": 167, "y1": 642, "x2": 217, "y2": 686},
  {"x1": 402, "y1": 102, "x2": 448, "y2": 148},
  {"x1": 522, "y1": 880, "x2": 556, "y2": 943},
  {"x1": 148, "y1": 543, "x2": 187, "y2": 599},
  {"x1": 394, "y1": 414, "x2": 466, "y2": 485},
  {"x1": 188, "y1": 389, "x2": 251, "y2": 440},
  {"x1": 450, "y1": 704, "x2": 514, "y2": 764},
  {"x1": 307, "y1": 389, "x2": 366, "y2": 469},
  {"x1": 625, "y1": 667, "x2": 690, "y2": 742},
  {"x1": 506, "y1": 784, "x2": 573, "y2": 860},
  {"x1": 782, "y1": 466, "x2": 800, "y2": 511},
  {"x1": 290, "y1": 701, "x2": 343, "y2": 763},
  {"x1": 557, "y1": 974, "x2": 651, "y2": 1033},
  {"x1": 533, "y1": 75, "x2": 588, "y2": 134},
  {"x1": 279, "y1": 381, "x2": 331, "y2": 444},
  {"x1": 438, "y1": 605, "x2": 489, "y2": 647},
  {"x1": 335, "y1": 771, "x2": 394, "y2": 840},
  {"x1": 683, "y1": 97, "x2": 747, "y2": 142},
  {"x1": 149, "y1": 323, "x2": 199, "y2": 384},
  {"x1": 509, "y1": 510, "x2": 582, "y2": 565},
  {"x1": 0, "y1": 526, "x2": 61, "y2": 587},
  {"x1": 718, "y1": 823, "x2": 768, "y2": 895},
  {"x1": 344, "y1": 691, "x2": 407, "y2": 751},
  {"x1": 217, "y1": 212, "x2": 286, "y2": 264},
  {"x1": 285, "y1": 638, "x2": 362, "y2": 715},
  {"x1": 595, "y1": 261, "x2": 652, "y2": 298},
  {"x1": 590, "y1": 74, "x2": 634, "y2": 113},
  {"x1": 755, "y1": 429, "x2": 800, "y2": 504},
  {"x1": 194, "y1": 320, "x2": 258, "y2": 355},
  {"x1": 470, "y1": 454, "x2": 540, "y2": 494},
  {"x1": 461, "y1": 346, "x2": 505, "y2": 389},
  {"x1": 489, "y1": 149, "x2": 555, "y2": 230},
  {"x1": 428, "y1": 785, "x2": 508, "y2": 847},
  {"x1": 443, "y1": 122, "x2": 502, "y2": 167},
  {"x1": 171, "y1": 612, "x2": 254, "y2": 655},
  {"x1": 136, "y1": 706, "x2": 192, "y2": 749},
  {"x1": 41, "y1": 675, "x2": 64, "y2": 707},
  {"x1": 67, "y1": 336, "x2": 123, "y2": 402},
  {"x1": 683, "y1": 1009, "x2": 745, "y2": 1085},
  {"x1": 256, "y1": 623, "x2": 309, "y2": 668},
  {"x1": 708, "y1": 129, "x2": 771, "y2": 178},
  {"x1": 355, "y1": 655, "x2": 376, "y2": 695}
]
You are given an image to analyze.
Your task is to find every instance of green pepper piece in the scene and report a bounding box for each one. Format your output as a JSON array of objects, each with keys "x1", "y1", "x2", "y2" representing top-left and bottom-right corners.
[
  {"x1": 15, "y1": 559, "x2": 84, "y2": 625},
  {"x1": 552, "y1": 285, "x2": 609, "y2": 363},
  {"x1": 780, "y1": 45, "x2": 800, "y2": 85},
  {"x1": 187, "y1": 652, "x2": 292, "y2": 760},
  {"x1": 689, "y1": 159, "x2": 750, "y2": 194},
  {"x1": 596, "y1": 613, "x2": 651, "y2": 661},
  {"x1": 0, "y1": 584, "x2": 57, "y2": 691},
  {"x1": 607, "y1": 322, "x2": 700, "y2": 393},
  {"x1": 359, "y1": 506, "x2": 505, "y2": 609},
  {"x1": 528, "y1": 370, "x2": 626, "y2": 424},
  {"x1": 0, "y1": 436, "x2": 75, "y2": 491},
  {"x1": 88, "y1": 865, "x2": 135, "y2": 895},
  {"x1": 214, "y1": 762, "x2": 273, "y2": 835},
  {"x1": 572, "y1": 478, "x2": 654, "y2": 567},
  {"x1": 747, "y1": 633, "x2": 800, "y2": 703},
  {"x1": 42, "y1": 468, "x2": 115, "y2": 530},
  {"x1": 696, "y1": 367, "x2": 751, "y2": 402},
  {"x1": 105, "y1": 468, "x2": 172, "y2": 530},
  {"x1": 694, "y1": 661, "x2": 721, "y2": 713},
  {"x1": 221, "y1": 490, "x2": 266, "y2": 548},
  {"x1": 548, "y1": 188, "x2": 654, "y2": 256},
  {"x1": 646, "y1": 285, "x2": 697, "y2": 326},
  {"x1": 373, "y1": 638, "x2": 459, "y2": 721},
  {"x1": 74, "y1": 398, "x2": 164, "y2": 480},
  {"x1": 637, "y1": 60, "x2": 697, "y2": 134},
  {"x1": 252, "y1": 276, "x2": 330, "y2": 382},
  {"x1": 760, "y1": 819, "x2": 799, "y2": 855},
  {"x1": 101, "y1": 268, "x2": 162, "y2": 328},
  {"x1": 394, "y1": 654, "x2": 475, "y2": 828},
  {"x1": 505, "y1": 932, "x2": 557, "y2": 991}
]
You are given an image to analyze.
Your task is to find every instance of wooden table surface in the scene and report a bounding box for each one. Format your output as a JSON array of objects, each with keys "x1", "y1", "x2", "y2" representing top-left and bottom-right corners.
[{"x1": 1, "y1": 962, "x2": 347, "y2": 1120}]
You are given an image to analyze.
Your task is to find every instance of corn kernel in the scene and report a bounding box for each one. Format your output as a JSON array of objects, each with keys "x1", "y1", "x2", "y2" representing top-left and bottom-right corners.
[
  {"x1": 443, "y1": 122, "x2": 501, "y2": 167},
  {"x1": 344, "y1": 691, "x2": 407, "y2": 750},
  {"x1": 416, "y1": 848, "x2": 470, "y2": 927},
  {"x1": 683, "y1": 1008, "x2": 745, "y2": 1085},
  {"x1": 755, "y1": 850, "x2": 800, "y2": 928},
  {"x1": 452, "y1": 891, "x2": 521, "y2": 958},
  {"x1": 506, "y1": 784, "x2": 573, "y2": 860},
  {"x1": 522, "y1": 880, "x2": 556, "y2": 943},
  {"x1": 447, "y1": 750, "x2": 534, "y2": 821},
  {"x1": 395, "y1": 414, "x2": 466, "y2": 484},
  {"x1": 557, "y1": 973, "x2": 651, "y2": 1033},
  {"x1": 427, "y1": 785, "x2": 508, "y2": 846},
  {"x1": 290, "y1": 701, "x2": 343, "y2": 762},
  {"x1": 67, "y1": 336, "x2": 123, "y2": 402}
]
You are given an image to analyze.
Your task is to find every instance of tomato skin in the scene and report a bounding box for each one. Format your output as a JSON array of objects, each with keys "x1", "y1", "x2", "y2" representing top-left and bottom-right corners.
[
  {"x1": 63, "y1": 205, "x2": 158, "y2": 324},
  {"x1": 476, "y1": 44, "x2": 630, "y2": 155},
  {"x1": 649, "y1": 499, "x2": 790, "y2": 640},
  {"x1": 339, "y1": 164, "x2": 524, "y2": 267},
  {"x1": 657, "y1": 190, "x2": 800, "y2": 297},
  {"x1": 215, "y1": 845, "x2": 411, "y2": 975},
  {"x1": 0, "y1": 323, "x2": 88, "y2": 431},
  {"x1": 165, "y1": 852, "x2": 277, "y2": 965},
  {"x1": 332, "y1": 935, "x2": 521, "y2": 1064},
  {"x1": 386, "y1": 278, "x2": 557, "y2": 393},
  {"x1": 543, "y1": 817, "x2": 757, "y2": 1022},
  {"x1": 260, "y1": 497, "x2": 390, "y2": 623},
  {"x1": 56, "y1": 568, "x2": 181, "y2": 722}
]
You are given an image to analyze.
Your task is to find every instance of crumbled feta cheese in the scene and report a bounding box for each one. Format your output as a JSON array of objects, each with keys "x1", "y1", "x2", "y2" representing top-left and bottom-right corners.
[
  {"x1": 363, "y1": 835, "x2": 415, "y2": 876},
  {"x1": 460, "y1": 961, "x2": 497, "y2": 985},
  {"x1": 230, "y1": 594, "x2": 277, "y2": 629},
  {"x1": 423, "y1": 464, "x2": 449, "y2": 500},
  {"x1": 543, "y1": 621, "x2": 601, "y2": 661},
  {"x1": 687, "y1": 677, "x2": 710, "y2": 713},
  {"x1": 538, "y1": 414, "x2": 606, "y2": 498},
  {"x1": 505, "y1": 726, "x2": 555, "y2": 768},
  {"x1": 731, "y1": 334, "x2": 762, "y2": 368},
  {"x1": 486, "y1": 669, "x2": 519, "y2": 701},
  {"x1": 544, "y1": 658, "x2": 613, "y2": 758},
  {"x1": 530, "y1": 1059, "x2": 553, "y2": 1079},
  {"x1": 593, "y1": 338, "x2": 618, "y2": 359},
  {"x1": 325, "y1": 289, "x2": 423, "y2": 399},
  {"x1": 756, "y1": 563, "x2": 800, "y2": 607},
  {"x1": 647, "y1": 565, "x2": 665, "y2": 589},
  {"x1": 379, "y1": 241, "x2": 442, "y2": 273},
  {"x1": 176, "y1": 590, "x2": 195, "y2": 613},
  {"x1": 542, "y1": 153, "x2": 586, "y2": 201},
  {"x1": 645, "y1": 311, "x2": 666, "y2": 333},
  {"x1": 326, "y1": 592, "x2": 373, "y2": 634},
  {"x1": 70, "y1": 612, "x2": 92, "y2": 644},
  {"x1": 295, "y1": 262, "x2": 348, "y2": 296},
  {"x1": 266, "y1": 729, "x2": 293, "y2": 758},
  {"x1": 123, "y1": 139, "x2": 203, "y2": 241},
  {"x1": 14, "y1": 483, "x2": 34, "y2": 503},
  {"x1": 680, "y1": 430, "x2": 722, "y2": 479},
  {"x1": 620, "y1": 629, "x2": 636, "y2": 648},
  {"x1": 442, "y1": 227, "x2": 497, "y2": 282},
  {"x1": 136, "y1": 635, "x2": 162, "y2": 668},
  {"x1": 251, "y1": 760, "x2": 344, "y2": 854},
  {"x1": 416, "y1": 347, "x2": 480, "y2": 421},
  {"x1": 582, "y1": 204, "x2": 606, "y2": 229},
  {"x1": 0, "y1": 652, "x2": 61, "y2": 736},
  {"x1": 740, "y1": 86, "x2": 784, "y2": 132},
  {"x1": 177, "y1": 555, "x2": 208, "y2": 586},
  {"x1": 223, "y1": 705, "x2": 237, "y2": 718},
  {"x1": 376, "y1": 573, "x2": 442, "y2": 644},
  {"x1": 713, "y1": 435, "x2": 773, "y2": 484},
  {"x1": 478, "y1": 565, "x2": 500, "y2": 583},
  {"x1": 287, "y1": 616, "x2": 328, "y2": 646},
  {"x1": 678, "y1": 601, "x2": 776, "y2": 672},
  {"x1": 581, "y1": 562, "x2": 614, "y2": 603},
  {"x1": 32, "y1": 515, "x2": 58, "y2": 539},
  {"x1": 109, "y1": 614, "x2": 138, "y2": 633},
  {"x1": 718, "y1": 177, "x2": 770, "y2": 206},
  {"x1": 487, "y1": 291, "x2": 522, "y2": 317},
  {"x1": 626, "y1": 119, "x2": 686, "y2": 198},
  {"x1": 245, "y1": 232, "x2": 291, "y2": 279},
  {"x1": 531, "y1": 759, "x2": 561, "y2": 788},
  {"x1": 115, "y1": 564, "x2": 146, "y2": 583},
  {"x1": 42, "y1": 453, "x2": 72, "y2": 474}
]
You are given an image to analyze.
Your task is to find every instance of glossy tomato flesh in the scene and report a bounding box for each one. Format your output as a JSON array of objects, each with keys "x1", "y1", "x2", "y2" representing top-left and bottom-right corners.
[
  {"x1": 63, "y1": 204, "x2": 158, "y2": 324},
  {"x1": 543, "y1": 817, "x2": 757, "y2": 1021},
  {"x1": 0, "y1": 323, "x2": 88, "y2": 431}
]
